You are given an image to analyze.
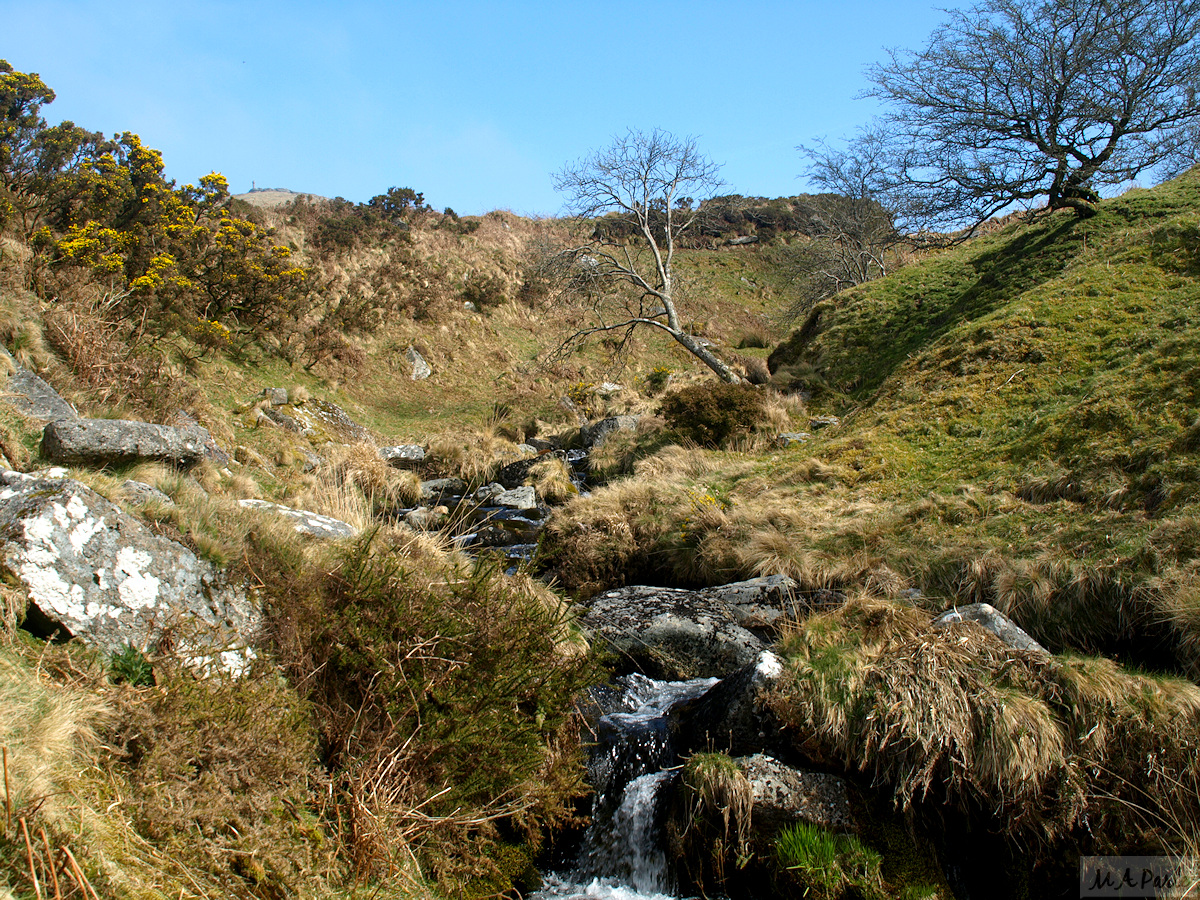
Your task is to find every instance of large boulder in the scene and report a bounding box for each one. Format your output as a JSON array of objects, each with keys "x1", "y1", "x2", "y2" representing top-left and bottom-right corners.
[
  {"x1": 42, "y1": 419, "x2": 211, "y2": 468},
  {"x1": 0, "y1": 470, "x2": 258, "y2": 674},
  {"x1": 696, "y1": 575, "x2": 799, "y2": 639},
  {"x1": 580, "y1": 585, "x2": 769, "y2": 680},
  {"x1": 675, "y1": 651, "x2": 791, "y2": 759},
  {"x1": 578, "y1": 577, "x2": 799, "y2": 680},
  {"x1": 735, "y1": 753, "x2": 857, "y2": 833}
]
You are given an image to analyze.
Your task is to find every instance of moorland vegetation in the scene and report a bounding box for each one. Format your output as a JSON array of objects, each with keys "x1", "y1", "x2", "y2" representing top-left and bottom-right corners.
[{"x1": 3, "y1": 0, "x2": 1200, "y2": 893}]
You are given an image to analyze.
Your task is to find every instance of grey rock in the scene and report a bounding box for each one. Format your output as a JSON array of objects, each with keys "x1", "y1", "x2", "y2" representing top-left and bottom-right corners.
[
  {"x1": 420, "y1": 477, "x2": 466, "y2": 503},
  {"x1": 581, "y1": 415, "x2": 641, "y2": 449},
  {"x1": 406, "y1": 346, "x2": 431, "y2": 381},
  {"x1": 3, "y1": 361, "x2": 78, "y2": 422},
  {"x1": 238, "y1": 500, "x2": 358, "y2": 539},
  {"x1": 495, "y1": 485, "x2": 538, "y2": 510},
  {"x1": 403, "y1": 506, "x2": 448, "y2": 531},
  {"x1": 934, "y1": 602, "x2": 1049, "y2": 655},
  {"x1": 290, "y1": 399, "x2": 372, "y2": 443},
  {"x1": 776, "y1": 432, "x2": 811, "y2": 448},
  {"x1": 697, "y1": 575, "x2": 799, "y2": 637},
  {"x1": 809, "y1": 415, "x2": 841, "y2": 429},
  {"x1": 735, "y1": 754, "x2": 857, "y2": 833},
  {"x1": 594, "y1": 382, "x2": 623, "y2": 397},
  {"x1": 580, "y1": 585, "x2": 770, "y2": 680},
  {"x1": 263, "y1": 387, "x2": 290, "y2": 407},
  {"x1": 173, "y1": 410, "x2": 231, "y2": 465},
  {"x1": 42, "y1": 419, "x2": 212, "y2": 468},
  {"x1": 475, "y1": 483, "x2": 505, "y2": 503},
  {"x1": 120, "y1": 480, "x2": 175, "y2": 507},
  {"x1": 256, "y1": 407, "x2": 311, "y2": 435},
  {"x1": 0, "y1": 470, "x2": 257, "y2": 675},
  {"x1": 676, "y1": 651, "x2": 789, "y2": 758},
  {"x1": 379, "y1": 444, "x2": 426, "y2": 468},
  {"x1": 728, "y1": 235, "x2": 759, "y2": 245},
  {"x1": 463, "y1": 301, "x2": 480, "y2": 313}
]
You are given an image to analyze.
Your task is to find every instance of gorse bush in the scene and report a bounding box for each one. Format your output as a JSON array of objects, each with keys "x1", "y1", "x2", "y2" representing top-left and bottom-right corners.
[
  {"x1": 258, "y1": 528, "x2": 601, "y2": 884},
  {"x1": 659, "y1": 381, "x2": 766, "y2": 447}
]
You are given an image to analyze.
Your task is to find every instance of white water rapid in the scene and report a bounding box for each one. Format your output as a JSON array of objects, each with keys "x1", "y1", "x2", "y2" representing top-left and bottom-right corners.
[{"x1": 534, "y1": 674, "x2": 718, "y2": 900}]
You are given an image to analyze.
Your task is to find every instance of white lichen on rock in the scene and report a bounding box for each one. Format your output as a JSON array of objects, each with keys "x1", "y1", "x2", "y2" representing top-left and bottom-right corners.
[{"x1": 0, "y1": 470, "x2": 259, "y2": 675}]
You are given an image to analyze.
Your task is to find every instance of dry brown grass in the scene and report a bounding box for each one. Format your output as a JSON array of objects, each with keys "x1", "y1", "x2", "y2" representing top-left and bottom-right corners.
[
  {"x1": 672, "y1": 752, "x2": 754, "y2": 891},
  {"x1": 527, "y1": 455, "x2": 578, "y2": 504},
  {"x1": 771, "y1": 596, "x2": 1200, "y2": 850},
  {"x1": 424, "y1": 427, "x2": 529, "y2": 486}
]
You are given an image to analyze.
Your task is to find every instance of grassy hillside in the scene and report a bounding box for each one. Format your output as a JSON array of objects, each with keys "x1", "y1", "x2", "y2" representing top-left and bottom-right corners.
[{"x1": 542, "y1": 168, "x2": 1200, "y2": 675}]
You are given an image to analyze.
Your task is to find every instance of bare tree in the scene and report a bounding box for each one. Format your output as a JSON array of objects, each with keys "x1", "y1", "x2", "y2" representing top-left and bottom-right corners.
[
  {"x1": 852, "y1": 0, "x2": 1200, "y2": 229},
  {"x1": 782, "y1": 129, "x2": 902, "y2": 319},
  {"x1": 551, "y1": 128, "x2": 741, "y2": 383}
]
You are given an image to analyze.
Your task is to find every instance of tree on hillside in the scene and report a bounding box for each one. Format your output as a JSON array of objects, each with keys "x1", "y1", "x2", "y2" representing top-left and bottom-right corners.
[
  {"x1": 844, "y1": 0, "x2": 1200, "y2": 229},
  {"x1": 551, "y1": 128, "x2": 742, "y2": 383},
  {"x1": 0, "y1": 60, "x2": 111, "y2": 239},
  {"x1": 783, "y1": 129, "x2": 902, "y2": 319}
]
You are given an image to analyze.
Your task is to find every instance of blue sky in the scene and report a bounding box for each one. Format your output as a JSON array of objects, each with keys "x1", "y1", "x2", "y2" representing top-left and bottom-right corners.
[{"x1": 3, "y1": 1, "x2": 962, "y2": 215}]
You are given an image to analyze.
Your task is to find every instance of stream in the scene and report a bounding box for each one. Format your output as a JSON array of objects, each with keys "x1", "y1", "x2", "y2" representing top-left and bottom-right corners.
[{"x1": 534, "y1": 673, "x2": 718, "y2": 900}]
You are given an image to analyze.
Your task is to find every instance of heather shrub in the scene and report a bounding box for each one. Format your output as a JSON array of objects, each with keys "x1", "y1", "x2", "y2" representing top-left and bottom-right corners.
[{"x1": 659, "y1": 382, "x2": 766, "y2": 447}]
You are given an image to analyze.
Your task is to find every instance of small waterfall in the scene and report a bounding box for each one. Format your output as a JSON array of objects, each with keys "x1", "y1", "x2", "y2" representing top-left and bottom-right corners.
[{"x1": 536, "y1": 674, "x2": 717, "y2": 900}]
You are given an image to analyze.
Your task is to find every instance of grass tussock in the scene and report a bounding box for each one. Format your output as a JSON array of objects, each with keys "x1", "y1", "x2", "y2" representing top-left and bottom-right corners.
[
  {"x1": 424, "y1": 428, "x2": 530, "y2": 486},
  {"x1": 772, "y1": 596, "x2": 1200, "y2": 851},
  {"x1": 773, "y1": 821, "x2": 884, "y2": 900},
  {"x1": 670, "y1": 752, "x2": 754, "y2": 892},
  {"x1": 292, "y1": 441, "x2": 423, "y2": 526},
  {"x1": 527, "y1": 455, "x2": 578, "y2": 504}
]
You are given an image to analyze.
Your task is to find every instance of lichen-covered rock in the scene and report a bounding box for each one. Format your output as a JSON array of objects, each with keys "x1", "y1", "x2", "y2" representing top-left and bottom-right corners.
[
  {"x1": 3, "y1": 361, "x2": 78, "y2": 422},
  {"x1": 406, "y1": 346, "x2": 431, "y2": 380},
  {"x1": 696, "y1": 575, "x2": 799, "y2": 638},
  {"x1": 42, "y1": 419, "x2": 211, "y2": 468},
  {"x1": 238, "y1": 500, "x2": 358, "y2": 539},
  {"x1": 495, "y1": 485, "x2": 538, "y2": 510},
  {"x1": 256, "y1": 407, "x2": 310, "y2": 435},
  {"x1": 262, "y1": 387, "x2": 290, "y2": 406},
  {"x1": 579, "y1": 585, "x2": 769, "y2": 679},
  {"x1": 290, "y1": 399, "x2": 372, "y2": 443},
  {"x1": 934, "y1": 602, "x2": 1049, "y2": 655},
  {"x1": 379, "y1": 444, "x2": 426, "y2": 468},
  {"x1": 735, "y1": 753, "x2": 857, "y2": 833},
  {"x1": 0, "y1": 470, "x2": 257, "y2": 674}
]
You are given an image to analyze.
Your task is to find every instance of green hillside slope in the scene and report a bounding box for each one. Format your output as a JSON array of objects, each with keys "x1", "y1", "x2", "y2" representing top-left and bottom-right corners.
[{"x1": 542, "y1": 168, "x2": 1200, "y2": 675}]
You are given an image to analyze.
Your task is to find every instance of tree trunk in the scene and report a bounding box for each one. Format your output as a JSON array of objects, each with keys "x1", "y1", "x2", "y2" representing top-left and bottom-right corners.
[{"x1": 671, "y1": 330, "x2": 743, "y2": 383}]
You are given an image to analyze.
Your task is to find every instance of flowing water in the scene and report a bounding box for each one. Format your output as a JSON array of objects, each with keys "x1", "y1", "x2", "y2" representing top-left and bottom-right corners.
[{"x1": 534, "y1": 674, "x2": 718, "y2": 900}]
